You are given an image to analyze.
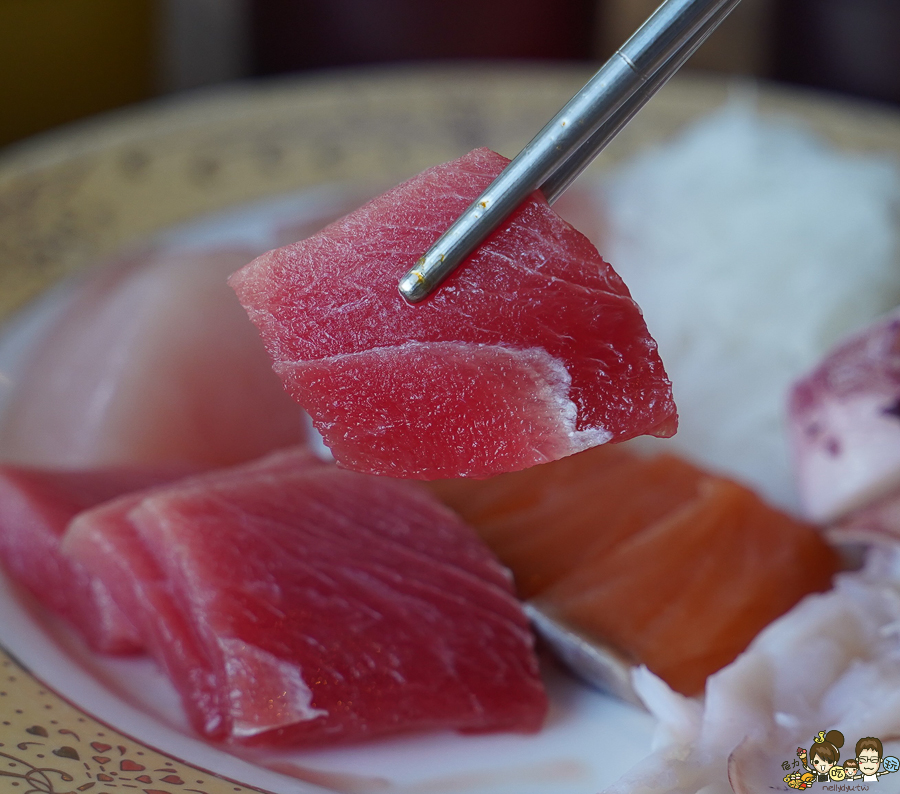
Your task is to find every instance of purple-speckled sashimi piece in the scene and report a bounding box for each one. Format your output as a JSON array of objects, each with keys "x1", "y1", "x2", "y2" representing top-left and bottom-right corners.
[
  {"x1": 789, "y1": 307, "x2": 900, "y2": 522},
  {"x1": 230, "y1": 147, "x2": 676, "y2": 479}
]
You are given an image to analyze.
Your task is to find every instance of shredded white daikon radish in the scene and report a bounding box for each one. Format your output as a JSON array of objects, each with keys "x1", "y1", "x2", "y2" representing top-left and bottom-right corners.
[{"x1": 601, "y1": 103, "x2": 900, "y2": 511}]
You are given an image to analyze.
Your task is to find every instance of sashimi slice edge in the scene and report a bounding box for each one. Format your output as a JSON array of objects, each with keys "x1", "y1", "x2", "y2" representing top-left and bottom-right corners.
[{"x1": 229, "y1": 147, "x2": 676, "y2": 479}]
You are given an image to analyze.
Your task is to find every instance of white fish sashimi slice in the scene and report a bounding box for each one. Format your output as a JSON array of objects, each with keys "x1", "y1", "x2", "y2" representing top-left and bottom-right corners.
[
  {"x1": 0, "y1": 247, "x2": 309, "y2": 468},
  {"x1": 602, "y1": 555, "x2": 900, "y2": 793}
]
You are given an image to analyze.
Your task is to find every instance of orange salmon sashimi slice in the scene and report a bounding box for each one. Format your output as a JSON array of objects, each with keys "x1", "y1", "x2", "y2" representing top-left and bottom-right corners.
[
  {"x1": 426, "y1": 445, "x2": 839, "y2": 696},
  {"x1": 429, "y1": 447, "x2": 704, "y2": 599}
]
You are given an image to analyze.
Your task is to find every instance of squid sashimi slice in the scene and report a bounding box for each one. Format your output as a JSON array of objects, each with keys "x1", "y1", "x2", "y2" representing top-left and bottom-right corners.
[
  {"x1": 0, "y1": 247, "x2": 308, "y2": 469},
  {"x1": 788, "y1": 307, "x2": 900, "y2": 522},
  {"x1": 64, "y1": 449, "x2": 546, "y2": 746},
  {"x1": 832, "y1": 485, "x2": 900, "y2": 545},
  {"x1": 229, "y1": 147, "x2": 676, "y2": 479},
  {"x1": 0, "y1": 464, "x2": 194, "y2": 653}
]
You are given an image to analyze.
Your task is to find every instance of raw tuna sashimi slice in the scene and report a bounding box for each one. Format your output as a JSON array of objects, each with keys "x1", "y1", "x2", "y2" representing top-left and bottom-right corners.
[
  {"x1": 66, "y1": 488, "x2": 229, "y2": 733},
  {"x1": 788, "y1": 307, "x2": 900, "y2": 522},
  {"x1": 61, "y1": 449, "x2": 326, "y2": 735},
  {"x1": 0, "y1": 247, "x2": 309, "y2": 468},
  {"x1": 229, "y1": 147, "x2": 676, "y2": 479},
  {"x1": 63, "y1": 448, "x2": 546, "y2": 745},
  {"x1": 0, "y1": 464, "x2": 195, "y2": 653}
]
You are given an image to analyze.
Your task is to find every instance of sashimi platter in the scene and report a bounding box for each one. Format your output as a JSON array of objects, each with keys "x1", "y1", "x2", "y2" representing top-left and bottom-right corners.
[{"x1": 2, "y1": 66, "x2": 900, "y2": 794}]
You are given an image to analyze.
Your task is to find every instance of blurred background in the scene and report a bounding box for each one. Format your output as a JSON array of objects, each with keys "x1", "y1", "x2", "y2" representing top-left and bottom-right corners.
[{"x1": 1, "y1": 0, "x2": 899, "y2": 150}]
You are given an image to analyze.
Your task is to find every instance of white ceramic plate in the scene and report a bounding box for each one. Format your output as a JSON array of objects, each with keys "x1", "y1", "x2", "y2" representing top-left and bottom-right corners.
[
  {"x1": 3, "y1": 64, "x2": 899, "y2": 794},
  {"x1": 0, "y1": 186, "x2": 657, "y2": 794}
]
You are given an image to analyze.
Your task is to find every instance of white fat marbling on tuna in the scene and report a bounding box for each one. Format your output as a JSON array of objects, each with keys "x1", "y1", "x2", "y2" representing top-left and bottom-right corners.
[
  {"x1": 493, "y1": 343, "x2": 614, "y2": 453},
  {"x1": 221, "y1": 641, "x2": 327, "y2": 738},
  {"x1": 441, "y1": 340, "x2": 612, "y2": 454},
  {"x1": 284, "y1": 340, "x2": 612, "y2": 472}
]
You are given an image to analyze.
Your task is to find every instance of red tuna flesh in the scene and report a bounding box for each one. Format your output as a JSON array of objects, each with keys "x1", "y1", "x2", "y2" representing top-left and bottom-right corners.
[
  {"x1": 0, "y1": 465, "x2": 194, "y2": 653},
  {"x1": 63, "y1": 448, "x2": 546, "y2": 745},
  {"x1": 229, "y1": 148, "x2": 676, "y2": 479},
  {"x1": 788, "y1": 307, "x2": 900, "y2": 522},
  {"x1": 0, "y1": 247, "x2": 308, "y2": 469}
]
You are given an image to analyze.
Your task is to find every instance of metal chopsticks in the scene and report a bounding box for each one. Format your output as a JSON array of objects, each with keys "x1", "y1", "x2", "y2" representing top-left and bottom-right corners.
[{"x1": 398, "y1": 0, "x2": 743, "y2": 304}]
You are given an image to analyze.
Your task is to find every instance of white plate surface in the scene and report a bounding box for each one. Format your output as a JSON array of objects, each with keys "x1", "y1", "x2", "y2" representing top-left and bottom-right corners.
[{"x1": 0, "y1": 187, "x2": 657, "y2": 794}]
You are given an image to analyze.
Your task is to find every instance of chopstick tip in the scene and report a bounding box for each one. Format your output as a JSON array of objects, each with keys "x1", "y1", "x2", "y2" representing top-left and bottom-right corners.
[{"x1": 398, "y1": 261, "x2": 430, "y2": 304}]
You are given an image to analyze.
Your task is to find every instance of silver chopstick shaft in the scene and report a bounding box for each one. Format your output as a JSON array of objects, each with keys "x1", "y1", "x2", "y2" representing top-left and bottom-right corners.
[
  {"x1": 399, "y1": 0, "x2": 742, "y2": 303},
  {"x1": 540, "y1": 0, "x2": 742, "y2": 204}
]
